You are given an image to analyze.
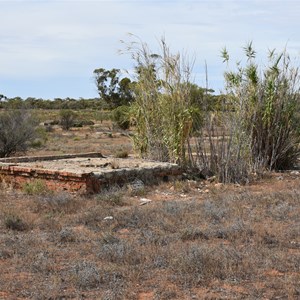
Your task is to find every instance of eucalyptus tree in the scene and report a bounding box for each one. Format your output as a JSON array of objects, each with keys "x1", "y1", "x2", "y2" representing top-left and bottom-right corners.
[{"x1": 93, "y1": 68, "x2": 134, "y2": 109}]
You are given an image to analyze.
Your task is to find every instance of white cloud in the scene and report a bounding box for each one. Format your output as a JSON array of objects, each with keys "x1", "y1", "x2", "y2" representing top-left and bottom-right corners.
[{"x1": 0, "y1": 0, "x2": 300, "y2": 98}]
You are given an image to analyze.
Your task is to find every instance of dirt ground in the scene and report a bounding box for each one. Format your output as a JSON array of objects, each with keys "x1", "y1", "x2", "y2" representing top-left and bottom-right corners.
[
  {"x1": 0, "y1": 122, "x2": 299, "y2": 299},
  {"x1": 28, "y1": 120, "x2": 133, "y2": 157}
]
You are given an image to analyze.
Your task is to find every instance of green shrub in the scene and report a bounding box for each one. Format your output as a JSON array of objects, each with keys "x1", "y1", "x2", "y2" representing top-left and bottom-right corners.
[
  {"x1": 22, "y1": 179, "x2": 49, "y2": 195},
  {"x1": 59, "y1": 109, "x2": 77, "y2": 130},
  {"x1": 35, "y1": 126, "x2": 49, "y2": 142},
  {"x1": 93, "y1": 111, "x2": 111, "y2": 122},
  {"x1": 4, "y1": 214, "x2": 28, "y2": 231},
  {"x1": 112, "y1": 105, "x2": 130, "y2": 130},
  {"x1": 72, "y1": 119, "x2": 95, "y2": 128},
  {"x1": 30, "y1": 139, "x2": 44, "y2": 148},
  {"x1": 114, "y1": 148, "x2": 129, "y2": 158},
  {"x1": 0, "y1": 110, "x2": 37, "y2": 157}
]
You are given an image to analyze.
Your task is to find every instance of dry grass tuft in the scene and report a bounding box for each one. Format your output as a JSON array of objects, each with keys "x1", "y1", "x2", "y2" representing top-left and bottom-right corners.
[{"x1": 0, "y1": 177, "x2": 299, "y2": 299}]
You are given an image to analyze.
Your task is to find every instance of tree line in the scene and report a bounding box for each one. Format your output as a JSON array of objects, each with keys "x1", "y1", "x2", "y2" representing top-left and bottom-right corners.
[
  {"x1": 0, "y1": 68, "x2": 224, "y2": 111},
  {"x1": 0, "y1": 96, "x2": 103, "y2": 110}
]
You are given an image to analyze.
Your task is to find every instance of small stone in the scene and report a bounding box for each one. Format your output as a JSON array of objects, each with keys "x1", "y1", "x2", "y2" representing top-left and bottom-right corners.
[
  {"x1": 188, "y1": 180, "x2": 197, "y2": 187},
  {"x1": 207, "y1": 176, "x2": 216, "y2": 182},
  {"x1": 139, "y1": 198, "x2": 152, "y2": 205},
  {"x1": 214, "y1": 182, "x2": 223, "y2": 188},
  {"x1": 103, "y1": 216, "x2": 113, "y2": 220},
  {"x1": 118, "y1": 228, "x2": 130, "y2": 235},
  {"x1": 276, "y1": 176, "x2": 284, "y2": 180},
  {"x1": 128, "y1": 179, "x2": 145, "y2": 193},
  {"x1": 290, "y1": 170, "x2": 300, "y2": 175}
]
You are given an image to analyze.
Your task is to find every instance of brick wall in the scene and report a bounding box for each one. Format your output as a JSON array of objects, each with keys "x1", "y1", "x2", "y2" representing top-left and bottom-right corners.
[{"x1": 0, "y1": 165, "x2": 91, "y2": 193}]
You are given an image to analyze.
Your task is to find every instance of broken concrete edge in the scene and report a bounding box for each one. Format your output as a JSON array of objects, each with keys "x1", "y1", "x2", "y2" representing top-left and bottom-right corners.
[
  {"x1": 0, "y1": 165, "x2": 91, "y2": 178},
  {"x1": 91, "y1": 165, "x2": 182, "y2": 186},
  {"x1": 0, "y1": 153, "x2": 183, "y2": 194},
  {"x1": 0, "y1": 152, "x2": 105, "y2": 163}
]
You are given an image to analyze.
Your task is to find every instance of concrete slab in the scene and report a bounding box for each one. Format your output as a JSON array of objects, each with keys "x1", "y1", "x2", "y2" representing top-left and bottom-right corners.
[{"x1": 0, "y1": 152, "x2": 182, "y2": 194}]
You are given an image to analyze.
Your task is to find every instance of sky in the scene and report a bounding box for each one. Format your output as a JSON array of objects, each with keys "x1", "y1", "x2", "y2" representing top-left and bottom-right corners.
[{"x1": 1, "y1": 0, "x2": 300, "y2": 99}]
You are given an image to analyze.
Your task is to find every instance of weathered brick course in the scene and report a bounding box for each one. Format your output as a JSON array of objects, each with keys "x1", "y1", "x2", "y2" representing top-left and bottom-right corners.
[{"x1": 0, "y1": 152, "x2": 182, "y2": 194}]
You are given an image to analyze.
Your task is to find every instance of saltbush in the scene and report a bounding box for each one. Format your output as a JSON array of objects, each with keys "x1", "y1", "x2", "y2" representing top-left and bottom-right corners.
[{"x1": 0, "y1": 110, "x2": 37, "y2": 157}]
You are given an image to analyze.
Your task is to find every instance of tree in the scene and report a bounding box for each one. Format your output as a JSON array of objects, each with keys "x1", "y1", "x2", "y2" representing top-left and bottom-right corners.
[
  {"x1": 59, "y1": 109, "x2": 77, "y2": 130},
  {"x1": 93, "y1": 68, "x2": 134, "y2": 109},
  {"x1": 119, "y1": 77, "x2": 134, "y2": 105},
  {"x1": 0, "y1": 94, "x2": 7, "y2": 109},
  {"x1": 6, "y1": 97, "x2": 23, "y2": 109},
  {"x1": 0, "y1": 110, "x2": 37, "y2": 157},
  {"x1": 0, "y1": 94, "x2": 7, "y2": 101},
  {"x1": 112, "y1": 105, "x2": 131, "y2": 130},
  {"x1": 189, "y1": 83, "x2": 217, "y2": 109}
]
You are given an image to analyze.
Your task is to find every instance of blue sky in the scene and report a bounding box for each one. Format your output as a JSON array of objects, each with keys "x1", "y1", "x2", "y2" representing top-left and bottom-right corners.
[{"x1": 1, "y1": 0, "x2": 300, "y2": 99}]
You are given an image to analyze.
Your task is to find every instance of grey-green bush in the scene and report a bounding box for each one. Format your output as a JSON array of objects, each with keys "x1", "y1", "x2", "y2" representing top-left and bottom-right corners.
[
  {"x1": 59, "y1": 109, "x2": 77, "y2": 130},
  {"x1": 0, "y1": 110, "x2": 37, "y2": 157}
]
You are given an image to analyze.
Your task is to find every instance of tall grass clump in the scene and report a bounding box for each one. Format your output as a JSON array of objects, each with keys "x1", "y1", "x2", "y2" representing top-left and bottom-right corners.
[
  {"x1": 121, "y1": 35, "x2": 200, "y2": 164},
  {"x1": 195, "y1": 43, "x2": 300, "y2": 183},
  {"x1": 122, "y1": 37, "x2": 300, "y2": 183},
  {"x1": 226, "y1": 44, "x2": 300, "y2": 170}
]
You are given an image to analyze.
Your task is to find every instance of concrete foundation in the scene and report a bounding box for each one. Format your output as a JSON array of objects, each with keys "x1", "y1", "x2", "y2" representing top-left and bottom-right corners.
[{"x1": 0, "y1": 152, "x2": 182, "y2": 194}]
